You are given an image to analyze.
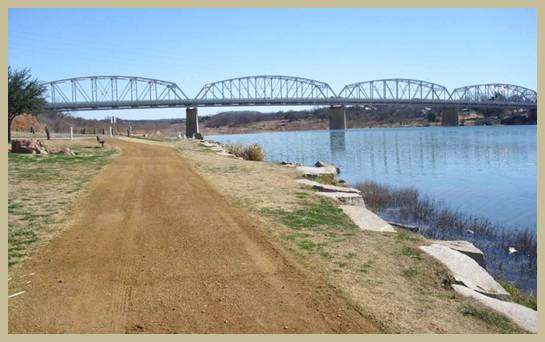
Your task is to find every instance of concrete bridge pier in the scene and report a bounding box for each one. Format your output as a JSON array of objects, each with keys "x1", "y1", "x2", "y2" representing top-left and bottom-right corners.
[
  {"x1": 528, "y1": 108, "x2": 537, "y2": 123},
  {"x1": 441, "y1": 108, "x2": 459, "y2": 126},
  {"x1": 185, "y1": 107, "x2": 199, "y2": 138},
  {"x1": 329, "y1": 105, "x2": 347, "y2": 130}
]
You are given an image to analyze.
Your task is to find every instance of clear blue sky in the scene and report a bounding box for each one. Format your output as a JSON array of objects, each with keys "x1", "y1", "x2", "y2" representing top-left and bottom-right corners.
[{"x1": 8, "y1": 8, "x2": 536, "y2": 120}]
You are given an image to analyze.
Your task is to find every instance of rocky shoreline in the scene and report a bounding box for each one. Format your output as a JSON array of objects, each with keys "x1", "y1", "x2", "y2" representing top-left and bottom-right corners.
[{"x1": 199, "y1": 139, "x2": 537, "y2": 333}]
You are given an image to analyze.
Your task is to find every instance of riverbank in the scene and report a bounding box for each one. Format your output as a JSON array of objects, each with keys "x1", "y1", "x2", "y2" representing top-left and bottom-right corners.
[
  {"x1": 7, "y1": 136, "x2": 535, "y2": 333},
  {"x1": 124, "y1": 136, "x2": 533, "y2": 333}
]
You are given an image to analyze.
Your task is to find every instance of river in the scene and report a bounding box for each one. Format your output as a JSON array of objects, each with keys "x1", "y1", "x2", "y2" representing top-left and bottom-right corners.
[{"x1": 210, "y1": 125, "x2": 536, "y2": 232}]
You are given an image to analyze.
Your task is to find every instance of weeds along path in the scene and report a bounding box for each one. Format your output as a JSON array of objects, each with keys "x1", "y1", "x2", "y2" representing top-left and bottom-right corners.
[{"x1": 8, "y1": 139, "x2": 379, "y2": 333}]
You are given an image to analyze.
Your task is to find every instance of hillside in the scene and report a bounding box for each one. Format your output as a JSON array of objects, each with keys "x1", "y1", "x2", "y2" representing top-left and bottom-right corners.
[{"x1": 11, "y1": 105, "x2": 535, "y2": 138}]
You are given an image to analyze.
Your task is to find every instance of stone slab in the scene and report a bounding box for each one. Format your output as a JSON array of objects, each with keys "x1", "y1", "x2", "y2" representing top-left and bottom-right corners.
[
  {"x1": 433, "y1": 240, "x2": 486, "y2": 269},
  {"x1": 452, "y1": 284, "x2": 536, "y2": 333},
  {"x1": 420, "y1": 244, "x2": 511, "y2": 301},
  {"x1": 295, "y1": 166, "x2": 338, "y2": 176},
  {"x1": 316, "y1": 192, "x2": 365, "y2": 206},
  {"x1": 296, "y1": 179, "x2": 361, "y2": 194},
  {"x1": 216, "y1": 151, "x2": 236, "y2": 158},
  {"x1": 201, "y1": 141, "x2": 219, "y2": 148},
  {"x1": 340, "y1": 205, "x2": 396, "y2": 232}
]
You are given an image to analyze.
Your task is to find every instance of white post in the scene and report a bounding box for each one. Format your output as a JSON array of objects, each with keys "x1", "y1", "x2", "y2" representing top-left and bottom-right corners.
[
  {"x1": 70, "y1": 126, "x2": 73, "y2": 140},
  {"x1": 109, "y1": 126, "x2": 113, "y2": 137}
]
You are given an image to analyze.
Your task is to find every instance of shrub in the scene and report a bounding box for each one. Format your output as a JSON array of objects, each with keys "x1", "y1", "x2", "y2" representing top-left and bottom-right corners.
[{"x1": 225, "y1": 143, "x2": 265, "y2": 161}]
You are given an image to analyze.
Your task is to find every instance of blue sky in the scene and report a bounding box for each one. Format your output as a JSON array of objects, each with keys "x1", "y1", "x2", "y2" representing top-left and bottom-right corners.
[{"x1": 8, "y1": 8, "x2": 536, "y2": 120}]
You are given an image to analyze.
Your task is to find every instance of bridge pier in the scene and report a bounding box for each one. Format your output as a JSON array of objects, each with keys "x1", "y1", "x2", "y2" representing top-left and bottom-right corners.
[
  {"x1": 441, "y1": 108, "x2": 459, "y2": 126},
  {"x1": 528, "y1": 108, "x2": 537, "y2": 123},
  {"x1": 185, "y1": 107, "x2": 200, "y2": 138},
  {"x1": 329, "y1": 106, "x2": 347, "y2": 130}
]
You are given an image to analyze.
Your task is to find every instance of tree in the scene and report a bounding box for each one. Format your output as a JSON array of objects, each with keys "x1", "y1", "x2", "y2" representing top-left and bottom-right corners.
[{"x1": 8, "y1": 67, "x2": 47, "y2": 142}]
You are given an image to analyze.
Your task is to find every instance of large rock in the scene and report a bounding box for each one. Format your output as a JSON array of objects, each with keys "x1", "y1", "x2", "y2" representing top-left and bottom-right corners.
[
  {"x1": 452, "y1": 284, "x2": 536, "y2": 333},
  {"x1": 314, "y1": 160, "x2": 341, "y2": 174},
  {"x1": 316, "y1": 192, "x2": 365, "y2": 206},
  {"x1": 340, "y1": 205, "x2": 396, "y2": 232},
  {"x1": 433, "y1": 240, "x2": 486, "y2": 269},
  {"x1": 296, "y1": 179, "x2": 361, "y2": 194},
  {"x1": 11, "y1": 139, "x2": 48, "y2": 154},
  {"x1": 419, "y1": 244, "x2": 511, "y2": 301}
]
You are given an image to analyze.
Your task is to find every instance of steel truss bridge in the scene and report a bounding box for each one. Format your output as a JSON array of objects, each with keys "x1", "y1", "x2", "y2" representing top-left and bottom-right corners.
[{"x1": 43, "y1": 75, "x2": 537, "y2": 111}]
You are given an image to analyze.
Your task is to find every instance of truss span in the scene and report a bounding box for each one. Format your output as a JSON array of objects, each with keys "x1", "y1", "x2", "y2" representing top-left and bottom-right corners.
[
  {"x1": 44, "y1": 76, "x2": 188, "y2": 110},
  {"x1": 339, "y1": 79, "x2": 450, "y2": 102},
  {"x1": 41, "y1": 75, "x2": 537, "y2": 110},
  {"x1": 449, "y1": 83, "x2": 537, "y2": 106},
  {"x1": 195, "y1": 75, "x2": 337, "y2": 104}
]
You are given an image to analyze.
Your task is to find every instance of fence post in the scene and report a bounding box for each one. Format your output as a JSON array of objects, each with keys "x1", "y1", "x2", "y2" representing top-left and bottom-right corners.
[{"x1": 70, "y1": 126, "x2": 73, "y2": 140}]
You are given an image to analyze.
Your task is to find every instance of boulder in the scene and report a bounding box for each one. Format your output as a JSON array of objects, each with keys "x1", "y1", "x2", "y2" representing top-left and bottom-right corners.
[
  {"x1": 316, "y1": 192, "x2": 365, "y2": 206},
  {"x1": 452, "y1": 284, "x2": 536, "y2": 333},
  {"x1": 45, "y1": 145, "x2": 61, "y2": 154},
  {"x1": 314, "y1": 161, "x2": 341, "y2": 174},
  {"x1": 419, "y1": 244, "x2": 511, "y2": 301},
  {"x1": 62, "y1": 147, "x2": 75, "y2": 156},
  {"x1": 433, "y1": 240, "x2": 486, "y2": 269},
  {"x1": 340, "y1": 205, "x2": 396, "y2": 232},
  {"x1": 11, "y1": 139, "x2": 48, "y2": 154}
]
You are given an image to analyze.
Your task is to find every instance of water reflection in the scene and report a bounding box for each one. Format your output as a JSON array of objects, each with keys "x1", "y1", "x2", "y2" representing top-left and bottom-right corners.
[{"x1": 329, "y1": 130, "x2": 346, "y2": 156}]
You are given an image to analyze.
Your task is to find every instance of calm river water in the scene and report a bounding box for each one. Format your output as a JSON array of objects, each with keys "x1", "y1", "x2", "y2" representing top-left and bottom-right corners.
[{"x1": 210, "y1": 125, "x2": 536, "y2": 232}]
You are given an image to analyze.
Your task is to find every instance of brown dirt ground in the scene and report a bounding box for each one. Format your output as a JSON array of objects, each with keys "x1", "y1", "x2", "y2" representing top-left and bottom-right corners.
[{"x1": 8, "y1": 139, "x2": 379, "y2": 333}]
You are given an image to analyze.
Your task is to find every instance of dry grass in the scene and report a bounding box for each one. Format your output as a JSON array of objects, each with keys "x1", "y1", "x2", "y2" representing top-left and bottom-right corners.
[
  {"x1": 123, "y1": 136, "x2": 527, "y2": 333},
  {"x1": 8, "y1": 139, "x2": 118, "y2": 268},
  {"x1": 225, "y1": 143, "x2": 265, "y2": 161}
]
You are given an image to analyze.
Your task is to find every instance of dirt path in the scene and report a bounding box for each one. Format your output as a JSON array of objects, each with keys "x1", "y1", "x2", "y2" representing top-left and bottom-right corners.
[{"x1": 8, "y1": 139, "x2": 379, "y2": 333}]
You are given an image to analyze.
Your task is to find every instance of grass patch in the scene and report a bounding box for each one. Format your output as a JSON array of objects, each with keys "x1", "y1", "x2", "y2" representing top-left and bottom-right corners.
[
  {"x1": 402, "y1": 268, "x2": 419, "y2": 278},
  {"x1": 395, "y1": 231, "x2": 420, "y2": 242},
  {"x1": 271, "y1": 199, "x2": 356, "y2": 231},
  {"x1": 498, "y1": 280, "x2": 537, "y2": 310},
  {"x1": 402, "y1": 246, "x2": 421, "y2": 259},
  {"x1": 297, "y1": 239, "x2": 317, "y2": 251},
  {"x1": 461, "y1": 304, "x2": 522, "y2": 333},
  {"x1": 8, "y1": 141, "x2": 117, "y2": 268},
  {"x1": 344, "y1": 252, "x2": 357, "y2": 259},
  {"x1": 295, "y1": 191, "x2": 308, "y2": 199}
]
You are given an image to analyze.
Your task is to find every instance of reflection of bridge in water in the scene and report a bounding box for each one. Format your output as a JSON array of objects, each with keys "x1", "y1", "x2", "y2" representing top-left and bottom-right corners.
[{"x1": 43, "y1": 75, "x2": 537, "y2": 137}]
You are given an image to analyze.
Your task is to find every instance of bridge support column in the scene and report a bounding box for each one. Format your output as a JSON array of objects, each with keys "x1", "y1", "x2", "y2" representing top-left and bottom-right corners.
[
  {"x1": 329, "y1": 106, "x2": 346, "y2": 130},
  {"x1": 528, "y1": 108, "x2": 537, "y2": 123},
  {"x1": 441, "y1": 108, "x2": 459, "y2": 126},
  {"x1": 185, "y1": 107, "x2": 200, "y2": 139}
]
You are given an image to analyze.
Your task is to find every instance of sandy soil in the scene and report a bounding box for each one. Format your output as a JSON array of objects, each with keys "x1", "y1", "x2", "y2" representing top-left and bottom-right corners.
[{"x1": 8, "y1": 139, "x2": 379, "y2": 333}]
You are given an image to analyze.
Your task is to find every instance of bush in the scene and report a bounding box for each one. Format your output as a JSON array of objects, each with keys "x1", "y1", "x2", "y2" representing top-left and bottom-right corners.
[{"x1": 225, "y1": 143, "x2": 265, "y2": 161}]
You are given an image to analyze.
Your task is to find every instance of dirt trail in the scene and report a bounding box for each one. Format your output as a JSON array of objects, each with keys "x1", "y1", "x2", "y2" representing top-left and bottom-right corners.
[{"x1": 8, "y1": 139, "x2": 379, "y2": 333}]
